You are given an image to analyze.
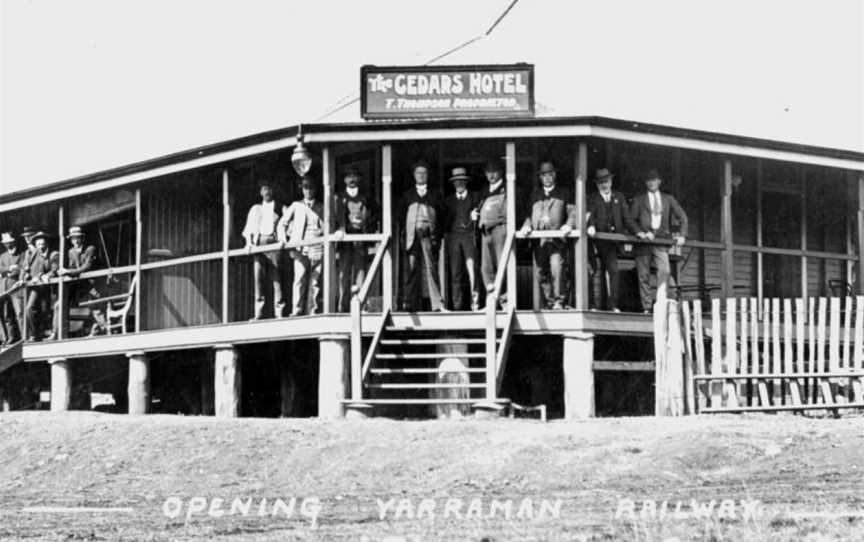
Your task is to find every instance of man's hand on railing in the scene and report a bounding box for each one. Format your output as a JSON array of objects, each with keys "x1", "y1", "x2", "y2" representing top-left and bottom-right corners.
[
  {"x1": 586, "y1": 225, "x2": 596, "y2": 237},
  {"x1": 332, "y1": 229, "x2": 345, "y2": 241},
  {"x1": 675, "y1": 235, "x2": 686, "y2": 246},
  {"x1": 519, "y1": 224, "x2": 532, "y2": 237},
  {"x1": 637, "y1": 231, "x2": 655, "y2": 241},
  {"x1": 560, "y1": 224, "x2": 573, "y2": 235}
]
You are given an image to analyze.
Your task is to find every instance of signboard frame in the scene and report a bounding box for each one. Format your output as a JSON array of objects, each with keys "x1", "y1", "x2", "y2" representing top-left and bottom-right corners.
[{"x1": 360, "y1": 63, "x2": 535, "y2": 120}]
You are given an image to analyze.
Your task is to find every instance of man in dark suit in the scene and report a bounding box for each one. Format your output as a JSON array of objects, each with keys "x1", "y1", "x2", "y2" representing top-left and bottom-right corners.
[
  {"x1": 628, "y1": 168, "x2": 688, "y2": 312},
  {"x1": 398, "y1": 160, "x2": 445, "y2": 312},
  {"x1": 333, "y1": 168, "x2": 378, "y2": 312},
  {"x1": 443, "y1": 166, "x2": 481, "y2": 311},
  {"x1": 519, "y1": 161, "x2": 576, "y2": 310},
  {"x1": 586, "y1": 168, "x2": 633, "y2": 312}
]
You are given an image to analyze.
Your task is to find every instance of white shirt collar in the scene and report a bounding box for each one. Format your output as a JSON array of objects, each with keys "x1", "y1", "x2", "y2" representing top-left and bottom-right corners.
[
  {"x1": 456, "y1": 191, "x2": 466, "y2": 200},
  {"x1": 543, "y1": 184, "x2": 555, "y2": 196},
  {"x1": 416, "y1": 185, "x2": 428, "y2": 197},
  {"x1": 488, "y1": 180, "x2": 503, "y2": 193},
  {"x1": 346, "y1": 186, "x2": 358, "y2": 198}
]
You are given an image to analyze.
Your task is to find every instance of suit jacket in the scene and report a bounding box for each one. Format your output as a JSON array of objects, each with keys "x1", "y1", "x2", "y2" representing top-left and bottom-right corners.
[
  {"x1": 443, "y1": 191, "x2": 481, "y2": 234},
  {"x1": 398, "y1": 188, "x2": 443, "y2": 250},
  {"x1": 522, "y1": 185, "x2": 577, "y2": 230},
  {"x1": 586, "y1": 190, "x2": 634, "y2": 234},
  {"x1": 26, "y1": 249, "x2": 58, "y2": 284},
  {"x1": 0, "y1": 250, "x2": 25, "y2": 291},
  {"x1": 333, "y1": 191, "x2": 377, "y2": 233},
  {"x1": 65, "y1": 245, "x2": 97, "y2": 277},
  {"x1": 281, "y1": 199, "x2": 324, "y2": 244},
  {"x1": 628, "y1": 191, "x2": 688, "y2": 238}
]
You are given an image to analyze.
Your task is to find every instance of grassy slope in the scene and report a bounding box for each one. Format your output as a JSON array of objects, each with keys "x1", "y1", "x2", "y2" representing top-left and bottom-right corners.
[{"x1": 0, "y1": 412, "x2": 862, "y2": 541}]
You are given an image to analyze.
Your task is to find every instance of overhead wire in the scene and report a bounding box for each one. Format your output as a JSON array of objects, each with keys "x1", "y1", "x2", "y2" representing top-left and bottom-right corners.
[{"x1": 314, "y1": 0, "x2": 521, "y2": 122}]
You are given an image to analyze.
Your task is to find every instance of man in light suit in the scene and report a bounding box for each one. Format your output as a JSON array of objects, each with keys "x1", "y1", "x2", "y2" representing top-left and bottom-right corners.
[
  {"x1": 398, "y1": 160, "x2": 445, "y2": 312},
  {"x1": 628, "y1": 168, "x2": 688, "y2": 313},
  {"x1": 242, "y1": 177, "x2": 289, "y2": 319},
  {"x1": 519, "y1": 161, "x2": 576, "y2": 310},
  {"x1": 586, "y1": 168, "x2": 634, "y2": 312},
  {"x1": 280, "y1": 176, "x2": 325, "y2": 316}
]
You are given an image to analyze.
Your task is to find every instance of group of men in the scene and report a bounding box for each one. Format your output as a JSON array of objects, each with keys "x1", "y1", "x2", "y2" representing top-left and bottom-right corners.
[
  {"x1": 0, "y1": 226, "x2": 104, "y2": 344},
  {"x1": 242, "y1": 169, "x2": 377, "y2": 319}
]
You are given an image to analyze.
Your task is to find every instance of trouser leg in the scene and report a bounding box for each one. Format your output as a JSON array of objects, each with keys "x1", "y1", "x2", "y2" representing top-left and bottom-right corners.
[
  {"x1": 635, "y1": 249, "x2": 653, "y2": 311},
  {"x1": 292, "y1": 256, "x2": 308, "y2": 316},
  {"x1": 653, "y1": 246, "x2": 670, "y2": 299},
  {"x1": 253, "y1": 254, "x2": 266, "y2": 318},
  {"x1": 353, "y1": 244, "x2": 366, "y2": 306},
  {"x1": 337, "y1": 245, "x2": 352, "y2": 313},
  {"x1": 26, "y1": 289, "x2": 41, "y2": 339},
  {"x1": 549, "y1": 248, "x2": 565, "y2": 305},
  {"x1": 404, "y1": 242, "x2": 422, "y2": 311},
  {"x1": 534, "y1": 244, "x2": 552, "y2": 308},
  {"x1": 447, "y1": 234, "x2": 465, "y2": 310},
  {"x1": 306, "y1": 256, "x2": 323, "y2": 315},
  {"x1": 597, "y1": 242, "x2": 620, "y2": 310},
  {"x1": 481, "y1": 233, "x2": 496, "y2": 295},
  {"x1": 271, "y1": 252, "x2": 285, "y2": 318},
  {"x1": 419, "y1": 237, "x2": 444, "y2": 311}
]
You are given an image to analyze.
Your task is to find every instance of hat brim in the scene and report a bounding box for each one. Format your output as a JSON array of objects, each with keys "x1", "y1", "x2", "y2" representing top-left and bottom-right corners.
[
  {"x1": 449, "y1": 175, "x2": 471, "y2": 182},
  {"x1": 594, "y1": 174, "x2": 614, "y2": 182}
]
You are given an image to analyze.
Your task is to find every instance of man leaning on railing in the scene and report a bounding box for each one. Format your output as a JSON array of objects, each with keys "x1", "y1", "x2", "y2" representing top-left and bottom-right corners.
[
  {"x1": 0, "y1": 231, "x2": 25, "y2": 345},
  {"x1": 628, "y1": 168, "x2": 688, "y2": 313},
  {"x1": 519, "y1": 161, "x2": 576, "y2": 310},
  {"x1": 243, "y1": 175, "x2": 289, "y2": 320}
]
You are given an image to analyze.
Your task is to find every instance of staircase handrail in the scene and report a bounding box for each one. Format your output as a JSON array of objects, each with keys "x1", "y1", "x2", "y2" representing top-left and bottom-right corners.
[{"x1": 350, "y1": 234, "x2": 391, "y2": 401}]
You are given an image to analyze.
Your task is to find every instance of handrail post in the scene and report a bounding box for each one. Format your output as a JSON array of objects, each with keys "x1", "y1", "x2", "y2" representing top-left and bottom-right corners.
[
  {"x1": 382, "y1": 144, "x2": 393, "y2": 312},
  {"x1": 350, "y1": 292, "x2": 362, "y2": 400},
  {"x1": 574, "y1": 142, "x2": 588, "y2": 310},
  {"x1": 505, "y1": 142, "x2": 517, "y2": 311},
  {"x1": 485, "y1": 292, "x2": 497, "y2": 401},
  {"x1": 57, "y1": 205, "x2": 66, "y2": 340}
]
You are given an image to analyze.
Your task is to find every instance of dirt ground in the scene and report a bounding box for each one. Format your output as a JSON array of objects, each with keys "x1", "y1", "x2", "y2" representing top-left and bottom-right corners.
[{"x1": 0, "y1": 411, "x2": 862, "y2": 541}]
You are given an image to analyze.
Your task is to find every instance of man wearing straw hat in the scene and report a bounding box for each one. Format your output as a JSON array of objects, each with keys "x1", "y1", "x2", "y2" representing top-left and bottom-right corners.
[
  {"x1": 443, "y1": 166, "x2": 481, "y2": 311},
  {"x1": 586, "y1": 167, "x2": 633, "y2": 312},
  {"x1": 0, "y1": 232, "x2": 25, "y2": 344},
  {"x1": 56, "y1": 226, "x2": 105, "y2": 337}
]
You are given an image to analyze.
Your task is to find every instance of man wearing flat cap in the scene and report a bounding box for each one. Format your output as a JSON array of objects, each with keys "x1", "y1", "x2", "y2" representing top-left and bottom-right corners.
[
  {"x1": 519, "y1": 161, "x2": 577, "y2": 310},
  {"x1": 443, "y1": 166, "x2": 481, "y2": 311},
  {"x1": 628, "y1": 168, "x2": 688, "y2": 313},
  {"x1": 242, "y1": 175, "x2": 289, "y2": 319},
  {"x1": 24, "y1": 231, "x2": 58, "y2": 341},
  {"x1": 398, "y1": 160, "x2": 445, "y2": 312},
  {"x1": 474, "y1": 158, "x2": 508, "y2": 307},
  {"x1": 0, "y1": 232, "x2": 25, "y2": 344},
  {"x1": 280, "y1": 176, "x2": 325, "y2": 316},
  {"x1": 56, "y1": 226, "x2": 105, "y2": 337},
  {"x1": 586, "y1": 168, "x2": 634, "y2": 312},
  {"x1": 333, "y1": 167, "x2": 378, "y2": 312}
]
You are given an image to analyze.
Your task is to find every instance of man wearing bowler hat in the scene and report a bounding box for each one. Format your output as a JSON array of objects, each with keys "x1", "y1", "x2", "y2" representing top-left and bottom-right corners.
[
  {"x1": 443, "y1": 166, "x2": 481, "y2": 311},
  {"x1": 333, "y1": 167, "x2": 378, "y2": 312},
  {"x1": 242, "y1": 175, "x2": 289, "y2": 319},
  {"x1": 629, "y1": 168, "x2": 688, "y2": 312},
  {"x1": 0, "y1": 232, "x2": 25, "y2": 344},
  {"x1": 586, "y1": 168, "x2": 634, "y2": 312},
  {"x1": 474, "y1": 158, "x2": 508, "y2": 307},
  {"x1": 280, "y1": 175, "x2": 325, "y2": 316},
  {"x1": 519, "y1": 160, "x2": 577, "y2": 310},
  {"x1": 398, "y1": 160, "x2": 445, "y2": 312}
]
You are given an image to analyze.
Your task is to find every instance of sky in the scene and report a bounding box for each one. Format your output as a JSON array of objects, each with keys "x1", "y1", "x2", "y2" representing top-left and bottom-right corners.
[{"x1": 1, "y1": 0, "x2": 862, "y2": 195}]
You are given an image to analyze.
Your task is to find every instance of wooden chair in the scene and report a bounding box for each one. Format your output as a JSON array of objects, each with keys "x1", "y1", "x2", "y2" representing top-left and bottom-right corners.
[{"x1": 79, "y1": 274, "x2": 137, "y2": 335}]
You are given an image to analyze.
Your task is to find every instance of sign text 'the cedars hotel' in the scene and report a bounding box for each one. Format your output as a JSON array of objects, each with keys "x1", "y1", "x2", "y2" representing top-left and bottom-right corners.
[{"x1": 360, "y1": 64, "x2": 535, "y2": 119}]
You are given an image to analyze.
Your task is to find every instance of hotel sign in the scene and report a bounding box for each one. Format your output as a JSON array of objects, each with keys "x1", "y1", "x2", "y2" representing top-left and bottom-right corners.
[{"x1": 361, "y1": 64, "x2": 534, "y2": 119}]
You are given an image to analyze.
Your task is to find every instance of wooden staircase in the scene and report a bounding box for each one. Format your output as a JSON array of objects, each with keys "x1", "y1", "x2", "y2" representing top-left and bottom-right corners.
[
  {"x1": 362, "y1": 324, "x2": 499, "y2": 415},
  {"x1": 0, "y1": 340, "x2": 24, "y2": 375}
]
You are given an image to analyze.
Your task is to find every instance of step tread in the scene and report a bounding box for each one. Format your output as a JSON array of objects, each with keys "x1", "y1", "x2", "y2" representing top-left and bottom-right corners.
[
  {"x1": 366, "y1": 383, "x2": 487, "y2": 389},
  {"x1": 370, "y1": 368, "x2": 487, "y2": 374},
  {"x1": 341, "y1": 398, "x2": 486, "y2": 405},
  {"x1": 376, "y1": 352, "x2": 488, "y2": 359},
  {"x1": 380, "y1": 338, "x2": 490, "y2": 345}
]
